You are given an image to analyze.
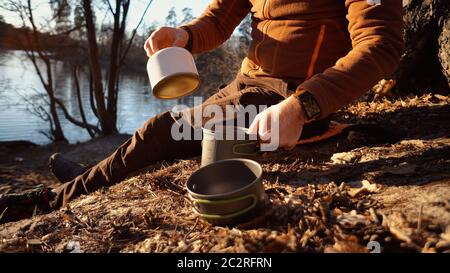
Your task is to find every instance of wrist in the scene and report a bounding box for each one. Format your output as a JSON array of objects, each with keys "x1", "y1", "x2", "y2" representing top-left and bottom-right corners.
[
  {"x1": 285, "y1": 96, "x2": 307, "y2": 124},
  {"x1": 178, "y1": 26, "x2": 192, "y2": 51}
]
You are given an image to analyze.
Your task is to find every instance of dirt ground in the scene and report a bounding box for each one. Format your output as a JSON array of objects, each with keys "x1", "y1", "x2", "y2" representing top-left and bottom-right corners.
[
  {"x1": 0, "y1": 134, "x2": 131, "y2": 195},
  {"x1": 0, "y1": 93, "x2": 449, "y2": 253}
]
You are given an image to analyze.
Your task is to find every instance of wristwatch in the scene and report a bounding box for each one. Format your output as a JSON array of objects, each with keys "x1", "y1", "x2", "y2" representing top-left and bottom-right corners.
[{"x1": 293, "y1": 89, "x2": 321, "y2": 121}]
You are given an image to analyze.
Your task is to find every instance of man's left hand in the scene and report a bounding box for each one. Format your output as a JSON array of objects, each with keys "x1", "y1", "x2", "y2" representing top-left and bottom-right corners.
[{"x1": 248, "y1": 96, "x2": 307, "y2": 151}]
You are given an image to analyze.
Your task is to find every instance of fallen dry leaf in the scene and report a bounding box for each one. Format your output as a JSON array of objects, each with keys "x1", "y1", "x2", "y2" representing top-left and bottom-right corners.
[
  {"x1": 348, "y1": 180, "x2": 381, "y2": 197},
  {"x1": 331, "y1": 151, "x2": 360, "y2": 164},
  {"x1": 337, "y1": 210, "x2": 371, "y2": 228}
]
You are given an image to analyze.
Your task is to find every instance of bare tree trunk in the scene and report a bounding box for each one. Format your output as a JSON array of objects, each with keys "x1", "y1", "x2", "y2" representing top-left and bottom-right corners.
[
  {"x1": 82, "y1": 0, "x2": 151, "y2": 135},
  {"x1": 74, "y1": 66, "x2": 96, "y2": 138},
  {"x1": 25, "y1": 0, "x2": 67, "y2": 142},
  {"x1": 106, "y1": 0, "x2": 128, "y2": 130},
  {"x1": 48, "y1": 93, "x2": 66, "y2": 141},
  {"x1": 82, "y1": 0, "x2": 117, "y2": 134}
]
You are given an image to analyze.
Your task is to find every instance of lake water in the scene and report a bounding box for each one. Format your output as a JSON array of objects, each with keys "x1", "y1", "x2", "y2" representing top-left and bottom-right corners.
[{"x1": 0, "y1": 50, "x2": 197, "y2": 145}]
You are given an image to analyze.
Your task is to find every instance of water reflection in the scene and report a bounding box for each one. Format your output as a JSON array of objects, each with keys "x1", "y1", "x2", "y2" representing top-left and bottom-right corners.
[{"x1": 0, "y1": 50, "x2": 198, "y2": 144}]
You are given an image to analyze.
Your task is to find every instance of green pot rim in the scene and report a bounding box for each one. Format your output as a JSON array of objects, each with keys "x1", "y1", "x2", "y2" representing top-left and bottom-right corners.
[{"x1": 192, "y1": 193, "x2": 258, "y2": 220}]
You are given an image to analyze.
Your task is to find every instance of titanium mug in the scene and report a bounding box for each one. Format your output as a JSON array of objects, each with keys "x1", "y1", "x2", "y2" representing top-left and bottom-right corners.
[
  {"x1": 201, "y1": 125, "x2": 259, "y2": 167},
  {"x1": 186, "y1": 158, "x2": 265, "y2": 225},
  {"x1": 147, "y1": 47, "x2": 200, "y2": 99}
]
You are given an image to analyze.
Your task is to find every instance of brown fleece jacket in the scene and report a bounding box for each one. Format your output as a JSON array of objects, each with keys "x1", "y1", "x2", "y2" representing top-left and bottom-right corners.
[{"x1": 181, "y1": 0, "x2": 404, "y2": 119}]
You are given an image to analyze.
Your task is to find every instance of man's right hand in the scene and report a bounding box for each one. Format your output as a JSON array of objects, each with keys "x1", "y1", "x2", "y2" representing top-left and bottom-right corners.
[{"x1": 144, "y1": 27, "x2": 189, "y2": 57}]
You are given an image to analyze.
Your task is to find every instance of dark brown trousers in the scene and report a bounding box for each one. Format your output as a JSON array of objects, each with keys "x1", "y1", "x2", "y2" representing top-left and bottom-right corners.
[{"x1": 51, "y1": 74, "x2": 330, "y2": 208}]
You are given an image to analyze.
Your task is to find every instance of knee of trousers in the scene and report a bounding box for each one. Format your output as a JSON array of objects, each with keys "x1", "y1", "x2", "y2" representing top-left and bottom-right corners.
[{"x1": 135, "y1": 111, "x2": 201, "y2": 159}]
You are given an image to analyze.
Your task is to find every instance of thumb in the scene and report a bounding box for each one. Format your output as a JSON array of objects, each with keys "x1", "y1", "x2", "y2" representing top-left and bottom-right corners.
[
  {"x1": 150, "y1": 38, "x2": 161, "y2": 55},
  {"x1": 144, "y1": 38, "x2": 152, "y2": 57}
]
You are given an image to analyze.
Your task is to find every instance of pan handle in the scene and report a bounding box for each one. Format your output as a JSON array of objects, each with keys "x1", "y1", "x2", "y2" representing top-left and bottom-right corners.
[
  {"x1": 192, "y1": 194, "x2": 258, "y2": 220},
  {"x1": 232, "y1": 141, "x2": 259, "y2": 156}
]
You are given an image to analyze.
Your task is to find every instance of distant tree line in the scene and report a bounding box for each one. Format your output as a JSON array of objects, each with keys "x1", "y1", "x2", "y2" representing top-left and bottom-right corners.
[{"x1": 0, "y1": 14, "x2": 79, "y2": 53}]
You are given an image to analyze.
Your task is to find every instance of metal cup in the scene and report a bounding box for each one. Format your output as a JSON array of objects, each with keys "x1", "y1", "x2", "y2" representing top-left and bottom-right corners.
[
  {"x1": 147, "y1": 47, "x2": 200, "y2": 99},
  {"x1": 201, "y1": 125, "x2": 259, "y2": 167}
]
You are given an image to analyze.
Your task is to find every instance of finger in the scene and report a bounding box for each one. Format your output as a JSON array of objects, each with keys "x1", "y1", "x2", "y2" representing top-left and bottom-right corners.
[
  {"x1": 259, "y1": 130, "x2": 272, "y2": 143},
  {"x1": 247, "y1": 116, "x2": 259, "y2": 135},
  {"x1": 144, "y1": 38, "x2": 152, "y2": 57},
  {"x1": 148, "y1": 30, "x2": 163, "y2": 55},
  {"x1": 149, "y1": 37, "x2": 160, "y2": 56},
  {"x1": 258, "y1": 115, "x2": 271, "y2": 142}
]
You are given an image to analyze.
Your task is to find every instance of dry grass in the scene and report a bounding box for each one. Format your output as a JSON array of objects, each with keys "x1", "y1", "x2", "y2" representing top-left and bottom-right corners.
[{"x1": 0, "y1": 94, "x2": 449, "y2": 253}]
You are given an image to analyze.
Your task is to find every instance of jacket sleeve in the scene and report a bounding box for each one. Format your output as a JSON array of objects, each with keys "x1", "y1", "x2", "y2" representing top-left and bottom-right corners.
[
  {"x1": 179, "y1": 0, "x2": 251, "y2": 54},
  {"x1": 297, "y1": 0, "x2": 404, "y2": 119}
]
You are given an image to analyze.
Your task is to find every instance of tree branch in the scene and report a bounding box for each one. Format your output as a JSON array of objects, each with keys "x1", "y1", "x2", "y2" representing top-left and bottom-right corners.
[
  {"x1": 105, "y1": 0, "x2": 115, "y2": 16},
  {"x1": 88, "y1": 69, "x2": 99, "y2": 118},
  {"x1": 119, "y1": 0, "x2": 153, "y2": 65},
  {"x1": 74, "y1": 66, "x2": 97, "y2": 137},
  {"x1": 55, "y1": 98, "x2": 101, "y2": 134}
]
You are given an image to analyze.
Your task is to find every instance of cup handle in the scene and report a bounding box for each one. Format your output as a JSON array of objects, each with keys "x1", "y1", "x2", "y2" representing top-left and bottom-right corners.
[
  {"x1": 232, "y1": 141, "x2": 259, "y2": 156},
  {"x1": 192, "y1": 194, "x2": 258, "y2": 220}
]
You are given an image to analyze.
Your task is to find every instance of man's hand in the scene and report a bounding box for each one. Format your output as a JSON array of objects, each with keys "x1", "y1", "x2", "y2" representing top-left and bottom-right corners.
[
  {"x1": 248, "y1": 96, "x2": 307, "y2": 151},
  {"x1": 144, "y1": 27, "x2": 189, "y2": 57}
]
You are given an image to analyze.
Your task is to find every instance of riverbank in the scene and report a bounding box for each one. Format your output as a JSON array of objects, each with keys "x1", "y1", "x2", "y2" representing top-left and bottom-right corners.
[
  {"x1": 0, "y1": 134, "x2": 131, "y2": 195},
  {"x1": 0, "y1": 94, "x2": 449, "y2": 253}
]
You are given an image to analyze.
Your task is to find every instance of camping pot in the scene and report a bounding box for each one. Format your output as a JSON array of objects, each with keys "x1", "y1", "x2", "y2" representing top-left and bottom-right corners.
[
  {"x1": 201, "y1": 126, "x2": 259, "y2": 167},
  {"x1": 186, "y1": 159, "x2": 265, "y2": 225},
  {"x1": 147, "y1": 47, "x2": 200, "y2": 99}
]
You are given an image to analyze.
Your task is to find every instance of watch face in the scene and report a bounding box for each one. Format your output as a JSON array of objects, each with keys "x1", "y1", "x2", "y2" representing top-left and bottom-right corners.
[{"x1": 299, "y1": 92, "x2": 321, "y2": 120}]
